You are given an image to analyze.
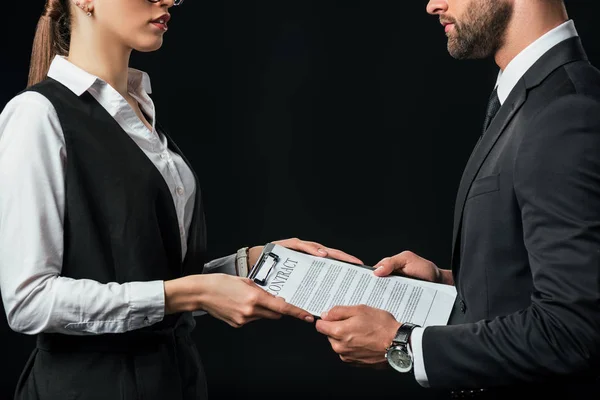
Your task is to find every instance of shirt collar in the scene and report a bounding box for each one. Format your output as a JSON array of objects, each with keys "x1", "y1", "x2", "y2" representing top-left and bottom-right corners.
[
  {"x1": 47, "y1": 55, "x2": 98, "y2": 96},
  {"x1": 495, "y1": 19, "x2": 578, "y2": 105},
  {"x1": 127, "y1": 68, "x2": 153, "y2": 95},
  {"x1": 46, "y1": 55, "x2": 153, "y2": 97}
]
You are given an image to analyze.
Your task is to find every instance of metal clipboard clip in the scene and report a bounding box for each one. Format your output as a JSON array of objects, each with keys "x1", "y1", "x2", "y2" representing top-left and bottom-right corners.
[{"x1": 248, "y1": 251, "x2": 280, "y2": 285}]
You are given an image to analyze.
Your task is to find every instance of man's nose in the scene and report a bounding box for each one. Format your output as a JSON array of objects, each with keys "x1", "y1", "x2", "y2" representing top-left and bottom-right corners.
[{"x1": 426, "y1": 0, "x2": 449, "y2": 15}]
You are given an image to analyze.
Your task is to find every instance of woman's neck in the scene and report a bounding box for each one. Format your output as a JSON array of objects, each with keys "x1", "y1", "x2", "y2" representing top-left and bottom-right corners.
[{"x1": 68, "y1": 31, "x2": 132, "y2": 98}]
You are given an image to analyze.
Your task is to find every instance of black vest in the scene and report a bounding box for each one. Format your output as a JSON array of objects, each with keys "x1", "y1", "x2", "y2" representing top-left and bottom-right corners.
[{"x1": 25, "y1": 77, "x2": 206, "y2": 300}]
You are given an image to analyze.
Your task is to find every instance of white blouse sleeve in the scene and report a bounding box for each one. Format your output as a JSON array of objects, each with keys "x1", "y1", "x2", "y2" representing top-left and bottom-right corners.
[{"x1": 0, "y1": 92, "x2": 165, "y2": 335}]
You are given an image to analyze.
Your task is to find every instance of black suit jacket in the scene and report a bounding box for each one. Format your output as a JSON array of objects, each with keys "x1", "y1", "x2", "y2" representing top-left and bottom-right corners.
[{"x1": 422, "y1": 36, "x2": 600, "y2": 392}]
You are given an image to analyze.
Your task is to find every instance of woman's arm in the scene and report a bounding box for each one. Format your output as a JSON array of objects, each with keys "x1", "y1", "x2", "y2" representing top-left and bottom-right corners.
[{"x1": 0, "y1": 92, "x2": 166, "y2": 335}]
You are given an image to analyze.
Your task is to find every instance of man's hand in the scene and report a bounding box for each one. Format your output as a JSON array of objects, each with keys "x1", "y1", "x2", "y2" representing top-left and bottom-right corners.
[
  {"x1": 315, "y1": 305, "x2": 401, "y2": 365},
  {"x1": 248, "y1": 238, "x2": 363, "y2": 270},
  {"x1": 373, "y1": 250, "x2": 454, "y2": 286}
]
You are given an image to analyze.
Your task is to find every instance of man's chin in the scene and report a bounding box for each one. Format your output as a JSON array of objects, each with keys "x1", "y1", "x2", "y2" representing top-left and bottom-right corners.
[
  {"x1": 447, "y1": 41, "x2": 486, "y2": 60},
  {"x1": 447, "y1": 42, "x2": 467, "y2": 60}
]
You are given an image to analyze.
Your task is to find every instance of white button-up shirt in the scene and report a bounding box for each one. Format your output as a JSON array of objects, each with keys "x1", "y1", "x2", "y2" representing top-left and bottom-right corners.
[{"x1": 0, "y1": 56, "x2": 235, "y2": 335}]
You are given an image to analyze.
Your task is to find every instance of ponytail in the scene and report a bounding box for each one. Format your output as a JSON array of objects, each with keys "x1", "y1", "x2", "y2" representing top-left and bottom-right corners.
[{"x1": 27, "y1": 0, "x2": 71, "y2": 87}]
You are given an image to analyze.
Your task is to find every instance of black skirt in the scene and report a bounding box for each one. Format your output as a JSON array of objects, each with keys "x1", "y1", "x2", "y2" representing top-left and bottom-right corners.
[{"x1": 14, "y1": 313, "x2": 208, "y2": 400}]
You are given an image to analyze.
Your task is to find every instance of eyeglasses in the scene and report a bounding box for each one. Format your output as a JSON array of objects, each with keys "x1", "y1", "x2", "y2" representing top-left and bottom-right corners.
[{"x1": 147, "y1": 0, "x2": 184, "y2": 6}]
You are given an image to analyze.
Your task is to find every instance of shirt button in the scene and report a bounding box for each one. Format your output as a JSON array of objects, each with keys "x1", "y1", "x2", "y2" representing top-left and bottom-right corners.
[
  {"x1": 160, "y1": 152, "x2": 167, "y2": 160},
  {"x1": 176, "y1": 187, "x2": 184, "y2": 196}
]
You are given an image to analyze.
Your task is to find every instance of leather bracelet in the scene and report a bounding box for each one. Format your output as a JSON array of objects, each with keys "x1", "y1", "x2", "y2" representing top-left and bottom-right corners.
[{"x1": 235, "y1": 247, "x2": 250, "y2": 277}]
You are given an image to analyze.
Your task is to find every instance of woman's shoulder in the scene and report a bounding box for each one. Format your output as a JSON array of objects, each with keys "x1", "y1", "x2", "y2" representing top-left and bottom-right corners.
[
  {"x1": 1, "y1": 87, "x2": 59, "y2": 122},
  {"x1": 2, "y1": 89, "x2": 57, "y2": 116},
  {"x1": 0, "y1": 87, "x2": 63, "y2": 143}
]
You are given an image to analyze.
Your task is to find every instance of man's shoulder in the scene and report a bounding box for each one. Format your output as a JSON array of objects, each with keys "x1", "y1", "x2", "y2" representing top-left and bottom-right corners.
[
  {"x1": 523, "y1": 60, "x2": 600, "y2": 118},
  {"x1": 539, "y1": 59, "x2": 600, "y2": 100},
  {"x1": 562, "y1": 60, "x2": 600, "y2": 98}
]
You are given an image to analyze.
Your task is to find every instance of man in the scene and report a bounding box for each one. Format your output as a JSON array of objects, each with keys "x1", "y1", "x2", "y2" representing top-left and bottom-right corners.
[{"x1": 315, "y1": 0, "x2": 600, "y2": 397}]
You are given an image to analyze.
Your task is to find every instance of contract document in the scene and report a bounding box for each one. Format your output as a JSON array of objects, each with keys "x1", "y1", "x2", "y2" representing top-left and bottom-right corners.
[{"x1": 248, "y1": 243, "x2": 457, "y2": 327}]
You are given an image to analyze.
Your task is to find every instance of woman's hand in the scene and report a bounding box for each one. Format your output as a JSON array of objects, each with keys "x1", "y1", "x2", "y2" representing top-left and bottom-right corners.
[
  {"x1": 248, "y1": 237, "x2": 363, "y2": 269},
  {"x1": 164, "y1": 273, "x2": 314, "y2": 328}
]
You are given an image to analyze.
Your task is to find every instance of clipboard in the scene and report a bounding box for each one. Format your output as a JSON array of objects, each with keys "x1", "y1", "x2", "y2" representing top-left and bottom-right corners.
[
  {"x1": 248, "y1": 242, "x2": 367, "y2": 286},
  {"x1": 246, "y1": 242, "x2": 457, "y2": 326},
  {"x1": 247, "y1": 243, "x2": 279, "y2": 285}
]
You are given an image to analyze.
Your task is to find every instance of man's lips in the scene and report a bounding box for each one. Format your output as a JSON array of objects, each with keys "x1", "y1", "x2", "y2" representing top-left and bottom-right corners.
[{"x1": 441, "y1": 20, "x2": 456, "y2": 33}]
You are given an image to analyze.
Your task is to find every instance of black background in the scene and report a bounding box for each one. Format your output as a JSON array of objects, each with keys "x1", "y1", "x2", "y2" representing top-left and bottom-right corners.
[{"x1": 1, "y1": 1, "x2": 598, "y2": 399}]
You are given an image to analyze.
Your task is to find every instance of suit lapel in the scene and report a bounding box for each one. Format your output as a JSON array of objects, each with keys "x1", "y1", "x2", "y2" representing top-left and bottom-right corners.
[{"x1": 450, "y1": 84, "x2": 527, "y2": 268}]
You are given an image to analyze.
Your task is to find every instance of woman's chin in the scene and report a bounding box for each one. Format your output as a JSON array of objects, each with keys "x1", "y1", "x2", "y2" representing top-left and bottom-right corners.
[{"x1": 135, "y1": 38, "x2": 164, "y2": 53}]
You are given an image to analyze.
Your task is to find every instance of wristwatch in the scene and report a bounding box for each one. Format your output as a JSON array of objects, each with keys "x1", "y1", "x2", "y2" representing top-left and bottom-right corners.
[{"x1": 385, "y1": 322, "x2": 420, "y2": 373}]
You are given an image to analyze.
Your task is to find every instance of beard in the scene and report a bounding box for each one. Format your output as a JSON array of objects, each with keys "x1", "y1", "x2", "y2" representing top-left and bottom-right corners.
[{"x1": 445, "y1": 0, "x2": 513, "y2": 59}]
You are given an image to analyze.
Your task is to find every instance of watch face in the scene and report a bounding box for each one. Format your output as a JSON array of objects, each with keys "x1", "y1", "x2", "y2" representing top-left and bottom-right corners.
[{"x1": 386, "y1": 347, "x2": 412, "y2": 373}]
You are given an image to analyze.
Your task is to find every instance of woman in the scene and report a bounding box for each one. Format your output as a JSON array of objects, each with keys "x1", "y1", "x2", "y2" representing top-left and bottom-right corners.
[{"x1": 0, "y1": 0, "x2": 362, "y2": 399}]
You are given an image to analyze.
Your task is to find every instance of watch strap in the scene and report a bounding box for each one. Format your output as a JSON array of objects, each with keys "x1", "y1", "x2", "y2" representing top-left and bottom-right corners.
[
  {"x1": 391, "y1": 322, "x2": 420, "y2": 347},
  {"x1": 235, "y1": 247, "x2": 250, "y2": 277}
]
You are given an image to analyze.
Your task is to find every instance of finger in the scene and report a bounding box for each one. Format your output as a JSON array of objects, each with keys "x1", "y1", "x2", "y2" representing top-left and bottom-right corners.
[
  {"x1": 225, "y1": 316, "x2": 253, "y2": 328},
  {"x1": 373, "y1": 251, "x2": 414, "y2": 276},
  {"x1": 259, "y1": 294, "x2": 314, "y2": 322},
  {"x1": 278, "y1": 238, "x2": 329, "y2": 256},
  {"x1": 315, "y1": 319, "x2": 343, "y2": 340},
  {"x1": 339, "y1": 355, "x2": 367, "y2": 365},
  {"x1": 232, "y1": 308, "x2": 280, "y2": 327},
  {"x1": 321, "y1": 247, "x2": 364, "y2": 265},
  {"x1": 293, "y1": 240, "x2": 364, "y2": 265},
  {"x1": 249, "y1": 307, "x2": 283, "y2": 320},
  {"x1": 275, "y1": 238, "x2": 364, "y2": 265},
  {"x1": 340, "y1": 355, "x2": 359, "y2": 364},
  {"x1": 372, "y1": 257, "x2": 394, "y2": 276},
  {"x1": 321, "y1": 305, "x2": 358, "y2": 321},
  {"x1": 327, "y1": 336, "x2": 346, "y2": 355}
]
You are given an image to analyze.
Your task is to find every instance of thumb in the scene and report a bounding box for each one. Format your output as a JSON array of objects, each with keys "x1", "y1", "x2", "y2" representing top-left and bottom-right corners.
[
  {"x1": 321, "y1": 305, "x2": 356, "y2": 321},
  {"x1": 373, "y1": 257, "x2": 395, "y2": 277},
  {"x1": 373, "y1": 252, "x2": 413, "y2": 277}
]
